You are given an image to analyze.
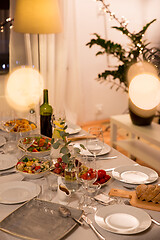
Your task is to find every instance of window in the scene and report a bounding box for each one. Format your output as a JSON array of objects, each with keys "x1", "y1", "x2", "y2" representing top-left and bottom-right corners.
[{"x1": 0, "y1": 1, "x2": 10, "y2": 74}]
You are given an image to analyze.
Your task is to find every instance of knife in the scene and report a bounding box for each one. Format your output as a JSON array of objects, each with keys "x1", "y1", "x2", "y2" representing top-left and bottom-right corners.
[
  {"x1": 88, "y1": 156, "x2": 117, "y2": 160},
  {"x1": 0, "y1": 171, "x2": 17, "y2": 177},
  {"x1": 68, "y1": 135, "x2": 96, "y2": 142},
  {"x1": 82, "y1": 215, "x2": 105, "y2": 240}
]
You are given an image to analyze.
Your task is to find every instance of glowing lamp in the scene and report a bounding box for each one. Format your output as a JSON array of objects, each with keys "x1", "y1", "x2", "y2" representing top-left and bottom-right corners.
[
  {"x1": 5, "y1": 66, "x2": 44, "y2": 112},
  {"x1": 128, "y1": 73, "x2": 160, "y2": 125}
]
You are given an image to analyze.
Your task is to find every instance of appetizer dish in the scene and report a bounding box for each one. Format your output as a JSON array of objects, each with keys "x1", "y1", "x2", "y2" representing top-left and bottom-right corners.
[
  {"x1": 4, "y1": 118, "x2": 37, "y2": 132},
  {"x1": 16, "y1": 155, "x2": 51, "y2": 179},
  {"x1": 94, "y1": 169, "x2": 111, "y2": 186},
  {"x1": 51, "y1": 158, "x2": 111, "y2": 186},
  {"x1": 18, "y1": 135, "x2": 51, "y2": 156}
]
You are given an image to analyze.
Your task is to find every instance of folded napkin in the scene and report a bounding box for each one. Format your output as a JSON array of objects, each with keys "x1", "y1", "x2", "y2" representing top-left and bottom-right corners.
[{"x1": 94, "y1": 193, "x2": 115, "y2": 205}]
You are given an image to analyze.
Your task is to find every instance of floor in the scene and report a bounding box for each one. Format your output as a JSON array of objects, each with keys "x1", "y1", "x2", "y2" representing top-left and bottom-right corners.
[{"x1": 80, "y1": 118, "x2": 160, "y2": 176}]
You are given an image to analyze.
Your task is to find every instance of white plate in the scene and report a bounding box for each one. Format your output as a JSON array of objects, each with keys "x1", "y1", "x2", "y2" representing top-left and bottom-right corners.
[
  {"x1": 112, "y1": 165, "x2": 158, "y2": 184},
  {"x1": 0, "y1": 154, "x2": 17, "y2": 171},
  {"x1": 0, "y1": 173, "x2": 24, "y2": 184},
  {"x1": 73, "y1": 143, "x2": 111, "y2": 156},
  {"x1": 66, "y1": 122, "x2": 81, "y2": 135},
  {"x1": 95, "y1": 205, "x2": 151, "y2": 234},
  {"x1": 0, "y1": 135, "x2": 6, "y2": 147},
  {"x1": 0, "y1": 181, "x2": 41, "y2": 204}
]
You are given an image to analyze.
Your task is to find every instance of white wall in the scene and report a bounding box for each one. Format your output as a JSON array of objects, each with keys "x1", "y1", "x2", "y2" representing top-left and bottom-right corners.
[
  {"x1": 0, "y1": 0, "x2": 159, "y2": 123},
  {"x1": 75, "y1": 0, "x2": 160, "y2": 123}
]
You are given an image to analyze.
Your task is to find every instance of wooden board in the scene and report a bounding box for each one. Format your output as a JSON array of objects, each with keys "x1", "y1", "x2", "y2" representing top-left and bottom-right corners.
[{"x1": 109, "y1": 188, "x2": 160, "y2": 212}]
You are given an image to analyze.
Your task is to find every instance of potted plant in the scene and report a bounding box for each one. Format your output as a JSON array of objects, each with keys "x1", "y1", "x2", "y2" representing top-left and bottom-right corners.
[{"x1": 86, "y1": 0, "x2": 160, "y2": 92}]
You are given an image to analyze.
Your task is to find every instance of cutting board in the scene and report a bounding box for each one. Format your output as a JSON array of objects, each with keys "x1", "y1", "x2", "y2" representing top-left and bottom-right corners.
[{"x1": 109, "y1": 188, "x2": 160, "y2": 212}]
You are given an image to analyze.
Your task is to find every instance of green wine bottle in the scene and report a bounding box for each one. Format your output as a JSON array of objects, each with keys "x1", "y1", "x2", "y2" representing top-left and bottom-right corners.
[{"x1": 40, "y1": 89, "x2": 53, "y2": 138}]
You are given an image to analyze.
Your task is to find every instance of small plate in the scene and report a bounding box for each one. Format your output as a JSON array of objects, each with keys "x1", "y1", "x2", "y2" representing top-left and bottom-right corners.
[
  {"x1": 112, "y1": 165, "x2": 158, "y2": 184},
  {"x1": 73, "y1": 143, "x2": 111, "y2": 156},
  {"x1": 95, "y1": 205, "x2": 151, "y2": 234},
  {"x1": 66, "y1": 122, "x2": 81, "y2": 135},
  {"x1": 0, "y1": 181, "x2": 40, "y2": 204},
  {"x1": 0, "y1": 136, "x2": 6, "y2": 147},
  {"x1": 0, "y1": 154, "x2": 17, "y2": 171}
]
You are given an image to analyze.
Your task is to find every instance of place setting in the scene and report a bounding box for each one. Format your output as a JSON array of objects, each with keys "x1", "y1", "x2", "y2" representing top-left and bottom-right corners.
[{"x1": 71, "y1": 126, "x2": 117, "y2": 161}]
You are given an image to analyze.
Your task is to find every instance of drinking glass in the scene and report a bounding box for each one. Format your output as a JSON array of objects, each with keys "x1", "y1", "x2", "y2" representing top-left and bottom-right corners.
[
  {"x1": 17, "y1": 125, "x2": 35, "y2": 152},
  {"x1": 0, "y1": 110, "x2": 17, "y2": 153},
  {"x1": 86, "y1": 127, "x2": 104, "y2": 160},
  {"x1": 76, "y1": 156, "x2": 98, "y2": 213}
]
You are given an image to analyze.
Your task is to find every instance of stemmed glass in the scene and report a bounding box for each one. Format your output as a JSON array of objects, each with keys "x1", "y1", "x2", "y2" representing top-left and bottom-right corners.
[
  {"x1": 86, "y1": 127, "x2": 104, "y2": 160},
  {"x1": 0, "y1": 110, "x2": 17, "y2": 153},
  {"x1": 76, "y1": 156, "x2": 98, "y2": 213},
  {"x1": 17, "y1": 125, "x2": 35, "y2": 153}
]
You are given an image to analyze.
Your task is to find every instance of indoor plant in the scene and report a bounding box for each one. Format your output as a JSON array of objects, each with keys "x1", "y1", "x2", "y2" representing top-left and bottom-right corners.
[{"x1": 87, "y1": 0, "x2": 160, "y2": 92}]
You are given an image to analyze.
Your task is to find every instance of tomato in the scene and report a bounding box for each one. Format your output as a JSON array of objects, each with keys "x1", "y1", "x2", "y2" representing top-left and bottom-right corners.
[
  {"x1": 32, "y1": 148, "x2": 39, "y2": 152},
  {"x1": 99, "y1": 178, "x2": 106, "y2": 184},
  {"x1": 54, "y1": 168, "x2": 61, "y2": 174},
  {"x1": 57, "y1": 158, "x2": 62, "y2": 163},
  {"x1": 35, "y1": 166, "x2": 41, "y2": 171},
  {"x1": 81, "y1": 173, "x2": 87, "y2": 180},
  {"x1": 55, "y1": 163, "x2": 60, "y2": 168},
  {"x1": 90, "y1": 172, "x2": 96, "y2": 179},
  {"x1": 38, "y1": 138, "x2": 45, "y2": 147},
  {"x1": 61, "y1": 162, "x2": 66, "y2": 170},
  {"x1": 98, "y1": 169, "x2": 106, "y2": 178}
]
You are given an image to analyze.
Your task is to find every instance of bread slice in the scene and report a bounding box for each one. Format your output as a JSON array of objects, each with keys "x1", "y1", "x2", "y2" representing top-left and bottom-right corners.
[
  {"x1": 139, "y1": 185, "x2": 156, "y2": 201},
  {"x1": 136, "y1": 184, "x2": 148, "y2": 199},
  {"x1": 145, "y1": 185, "x2": 160, "y2": 202},
  {"x1": 152, "y1": 192, "x2": 160, "y2": 204}
]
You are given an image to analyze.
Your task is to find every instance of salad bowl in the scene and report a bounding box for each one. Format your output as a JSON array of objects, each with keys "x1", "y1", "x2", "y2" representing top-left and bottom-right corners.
[{"x1": 16, "y1": 155, "x2": 52, "y2": 179}]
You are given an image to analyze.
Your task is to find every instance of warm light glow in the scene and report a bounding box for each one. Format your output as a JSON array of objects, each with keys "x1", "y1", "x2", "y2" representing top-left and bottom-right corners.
[
  {"x1": 14, "y1": 0, "x2": 62, "y2": 34},
  {"x1": 5, "y1": 67, "x2": 44, "y2": 112},
  {"x1": 129, "y1": 73, "x2": 160, "y2": 110},
  {"x1": 127, "y1": 61, "x2": 158, "y2": 84}
]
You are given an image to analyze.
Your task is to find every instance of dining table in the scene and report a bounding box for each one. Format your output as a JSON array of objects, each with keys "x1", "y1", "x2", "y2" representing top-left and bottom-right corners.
[{"x1": 0, "y1": 125, "x2": 159, "y2": 240}]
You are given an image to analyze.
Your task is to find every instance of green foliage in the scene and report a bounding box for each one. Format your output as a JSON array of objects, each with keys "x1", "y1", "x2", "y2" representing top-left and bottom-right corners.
[
  {"x1": 51, "y1": 120, "x2": 85, "y2": 167},
  {"x1": 86, "y1": 19, "x2": 160, "y2": 91}
]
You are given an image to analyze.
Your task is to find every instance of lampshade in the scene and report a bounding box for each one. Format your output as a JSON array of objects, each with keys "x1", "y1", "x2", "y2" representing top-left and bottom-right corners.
[{"x1": 14, "y1": 0, "x2": 62, "y2": 34}]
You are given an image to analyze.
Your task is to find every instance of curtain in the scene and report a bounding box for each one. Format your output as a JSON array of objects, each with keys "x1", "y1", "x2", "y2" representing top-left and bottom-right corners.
[{"x1": 10, "y1": 0, "x2": 82, "y2": 124}]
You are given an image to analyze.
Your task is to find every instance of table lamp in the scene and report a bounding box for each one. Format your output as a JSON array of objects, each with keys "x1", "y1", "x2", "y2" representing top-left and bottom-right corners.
[{"x1": 128, "y1": 62, "x2": 160, "y2": 125}]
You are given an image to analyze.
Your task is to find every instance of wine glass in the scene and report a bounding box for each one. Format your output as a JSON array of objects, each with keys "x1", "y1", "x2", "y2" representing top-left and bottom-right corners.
[
  {"x1": 0, "y1": 110, "x2": 17, "y2": 153},
  {"x1": 17, "y1": 125, "x2": 35, "y2": 152},
  {"x1": 76, "y1": 155, "x2": 98, "y2": 213},
  {"x1": 86, "y1": 127, "x2": 104, "y2": 160}
]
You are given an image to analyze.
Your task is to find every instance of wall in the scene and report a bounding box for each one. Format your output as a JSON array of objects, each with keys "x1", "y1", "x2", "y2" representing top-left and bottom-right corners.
[
  {"x1": 0, "y1": 0, "x2": 159, "y2": 123},
  {"x1": 75, "y1": 0, "x2": 160, "y2": 123}
]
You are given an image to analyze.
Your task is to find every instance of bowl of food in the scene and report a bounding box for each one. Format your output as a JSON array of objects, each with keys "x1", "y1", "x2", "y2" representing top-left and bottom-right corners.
[
  {"x1": 2, "y1": 118, "x2": 37, "y2": 133},
  {"x1": 93, "y1": 169, "x2": 111, "y2": 187},
  {"x1": 16, "y1": 155, "x2": 52, "y2": 179},
  {"x1": 50, "y1": 158, "x2": 111, "y2": 188},
  {"x1": 18, "y1": 135, "x2": 52, "y2": 157}
]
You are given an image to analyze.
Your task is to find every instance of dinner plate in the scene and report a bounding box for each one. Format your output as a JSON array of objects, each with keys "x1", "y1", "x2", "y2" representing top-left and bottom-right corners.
[
  {"x1": 0, "y1": 181, "x2": 41, "y2": 204},
  {"x1": 0, "y1": 135, "x2": 6, "y2": 147},
  {"x1": 112, "y1": 165, "x2": 158, "y2": 184},
  {"x1": 95, "y1": 205, "x2": 151, "y2": 234},
  {"x1": 66, "y1": 122, "x2": 81, "y2": 135},
  {"x1": 73, "y1": 143, "x2": 111, "y2": 156},
  {"x1": 0, "y1": 154, "x2": 17, "y2": 171}
]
